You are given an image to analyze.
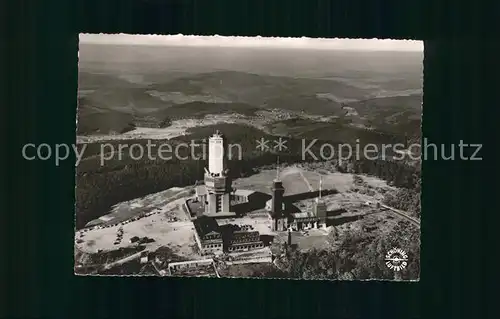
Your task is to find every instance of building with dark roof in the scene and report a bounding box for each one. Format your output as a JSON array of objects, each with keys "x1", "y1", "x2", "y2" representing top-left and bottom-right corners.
[
  {"x1": 193, "y1": 216, "x2": 223, "y2": 255},
  {"x1": 221, "y1": 224, "x2": 264, "y2": 252},
  {"x1": 193, "y1": 217, "x2": 265, "y2": 254},
  {"x1": 289, "y1": 211, "x2": 321, "y2": 229},
  {"x1": 266, "y1": 172, "x2": 343, "y2": 231}
]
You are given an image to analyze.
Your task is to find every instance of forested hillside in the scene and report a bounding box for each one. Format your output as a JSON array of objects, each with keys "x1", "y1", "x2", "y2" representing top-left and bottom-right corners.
[{"x1": 270, "y1": 220, "x2": 420, "y2": 280}]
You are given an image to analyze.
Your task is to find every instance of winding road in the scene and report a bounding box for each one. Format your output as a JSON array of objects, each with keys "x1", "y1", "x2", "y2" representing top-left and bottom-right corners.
[{"x1": 378, "y1": 203, "x2": 420, "y2": 227}]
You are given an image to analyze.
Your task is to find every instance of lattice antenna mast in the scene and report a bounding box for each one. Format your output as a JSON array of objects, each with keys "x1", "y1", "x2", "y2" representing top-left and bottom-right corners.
[
  {"x1": 276, "y1": 156, "x2": 280, "y2": 180},
  {"x1": 319, "y1": 175, "x2": 322, "y2": 199}
]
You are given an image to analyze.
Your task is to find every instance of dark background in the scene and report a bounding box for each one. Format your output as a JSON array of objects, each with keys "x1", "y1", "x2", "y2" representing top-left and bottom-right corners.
[{"x1": 2, "y1": 0, "x2": 492, "y2": 318}]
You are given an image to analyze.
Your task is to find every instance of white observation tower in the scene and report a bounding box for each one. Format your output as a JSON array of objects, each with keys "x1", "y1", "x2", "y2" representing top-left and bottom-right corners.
[{"x1": 203, "y1": 130, "x2": 233, "y2": 216}]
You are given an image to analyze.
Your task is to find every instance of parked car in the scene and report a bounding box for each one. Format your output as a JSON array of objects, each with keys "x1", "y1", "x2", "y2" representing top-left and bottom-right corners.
[{"x1": 130, "y1": 236, "x2": 140, "y2": 243}]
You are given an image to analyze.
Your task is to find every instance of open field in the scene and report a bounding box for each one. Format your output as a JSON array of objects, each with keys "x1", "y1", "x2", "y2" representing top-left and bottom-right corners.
[
  {"x1": 77, "y1": 113, "x2": 255, "y2": 143},
  {"x1": 233, "y1": 166, "x2": 395, "y2": 199},
  {"x1": 76, "y1": 197, "x2": 199, "y2": 258}
]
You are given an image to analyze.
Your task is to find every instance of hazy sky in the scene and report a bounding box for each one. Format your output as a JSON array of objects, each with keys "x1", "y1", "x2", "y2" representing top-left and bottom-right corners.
[{"x1": 80, "y1": 34, "x2": 423, "y2": 52}]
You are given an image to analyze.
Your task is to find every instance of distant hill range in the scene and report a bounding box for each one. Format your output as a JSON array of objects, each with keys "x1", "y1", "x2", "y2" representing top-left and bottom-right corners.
[{"x1": 77, "y1": 70, "x2": 422, "y2": 137}]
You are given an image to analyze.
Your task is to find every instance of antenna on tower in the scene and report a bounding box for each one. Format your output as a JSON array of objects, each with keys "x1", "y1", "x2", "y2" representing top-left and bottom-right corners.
[
  {"x1": 276, "y1": 156, "x2": 280, "y2": 180},
  {"x1": 319, "y1": 175, "x2": 322, "y2": 199}
]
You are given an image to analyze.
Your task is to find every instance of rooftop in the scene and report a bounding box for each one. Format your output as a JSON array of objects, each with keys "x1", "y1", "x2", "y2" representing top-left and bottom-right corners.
[
  {"x1": 193, "y1": 216, "x2": 220, "y2": 237},
  {"x1": 220, "y1": 224, "x2": 259, "y2": 238},
  {"x1": 233, "y1": 229, "x2": 259, "y2": 235},
  {"x1": 292, "y1": 211, "x2": 318, "y2": 219},
  {"x1": 168, "y1": 259, "x2": 214, "y2": 268},
  {"x1": 233, "y1": 189, "x2": 255, "y2": 197}
]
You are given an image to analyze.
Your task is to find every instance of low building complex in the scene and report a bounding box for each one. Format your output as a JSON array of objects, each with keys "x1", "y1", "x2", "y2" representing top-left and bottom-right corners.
[
  {"x1": 193, "y1": 217, "x2": 264, "y2": 255},
  {"x1": 192, "y1": 132, "x2": 345, "y2": 251},
  {"x1": 223, "y1": 224, "x2": 264, "y2": 252},
  {"x1": 168, "y1": 259, "x2": 218, "y2": 277},
  {"x1": 193, "y1": 216, "x2": 224, "y2": 256}
]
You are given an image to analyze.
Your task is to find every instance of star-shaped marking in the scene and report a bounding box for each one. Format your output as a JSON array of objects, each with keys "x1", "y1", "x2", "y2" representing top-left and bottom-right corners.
[
  {"x1": 256, "y1": 137, "x2": 270, "y2": 151},
  {"x1": 273, "y1": 137, "x2": 288, "y2": 151}
]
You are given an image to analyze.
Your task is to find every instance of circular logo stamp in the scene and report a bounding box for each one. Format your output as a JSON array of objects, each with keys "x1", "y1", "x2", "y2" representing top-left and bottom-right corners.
[{"x1": 385, "y1": 248, "x2": 408, "y2": 271}]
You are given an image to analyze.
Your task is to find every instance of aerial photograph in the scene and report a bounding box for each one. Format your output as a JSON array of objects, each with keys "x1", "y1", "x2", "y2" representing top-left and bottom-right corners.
[{"x1": 75, "y1": 34, "x2": 422, "y2": 280}]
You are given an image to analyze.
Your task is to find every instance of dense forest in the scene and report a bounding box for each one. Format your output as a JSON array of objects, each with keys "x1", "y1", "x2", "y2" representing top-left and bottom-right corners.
[
  {"x1": 264, "y1": 219, "x2": 420, "y2": 280},
  {"x1": 335, "y1": 158, "x2": 421, "y2": 218},
  {"x1": 383, "y1": 178, "x2": 421, "y2": 218}
]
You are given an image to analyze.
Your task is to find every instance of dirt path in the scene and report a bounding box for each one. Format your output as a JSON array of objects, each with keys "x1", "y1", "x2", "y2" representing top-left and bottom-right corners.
[{"x1": 102, "y1": 251, "x2": 144, "y2": 270}]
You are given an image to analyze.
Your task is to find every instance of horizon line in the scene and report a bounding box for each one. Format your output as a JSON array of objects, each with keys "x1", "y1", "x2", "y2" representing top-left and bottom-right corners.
[{"x1": 80, "y1": 34, "x2": 423, "y2": 52}]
